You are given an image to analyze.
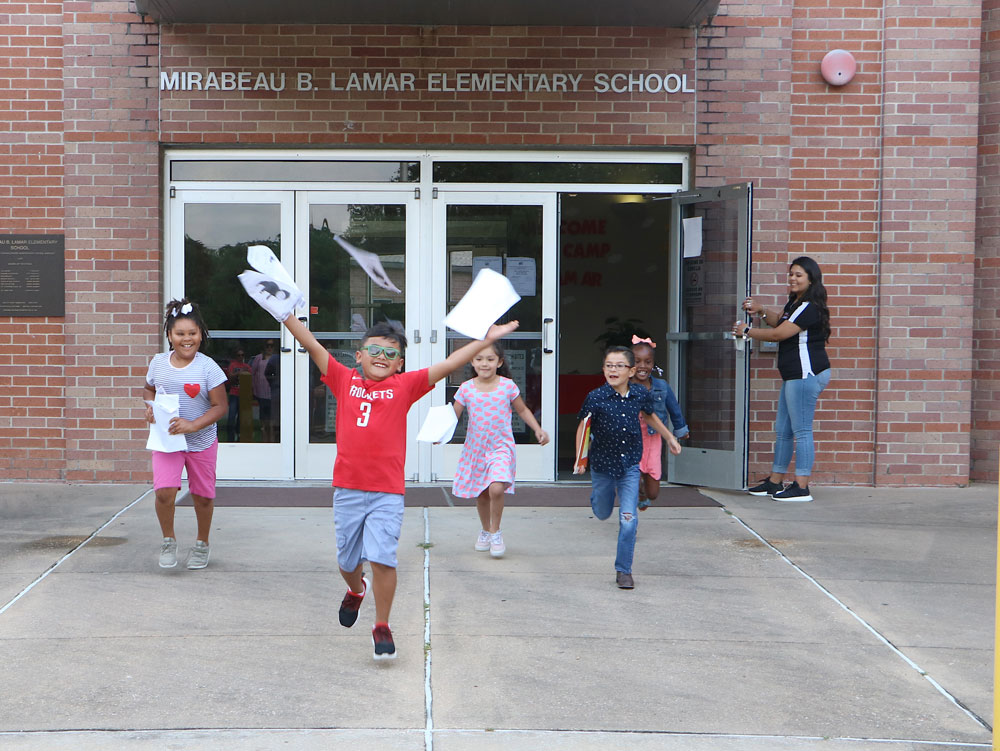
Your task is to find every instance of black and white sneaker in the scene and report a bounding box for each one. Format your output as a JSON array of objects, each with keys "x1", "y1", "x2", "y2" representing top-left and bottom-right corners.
[
  {"x1": 747, "y1": 478, "x2": 784, "y2": 496},
  {"x1": 771, "y1": 482, "x2": 813, "y2": 502}
]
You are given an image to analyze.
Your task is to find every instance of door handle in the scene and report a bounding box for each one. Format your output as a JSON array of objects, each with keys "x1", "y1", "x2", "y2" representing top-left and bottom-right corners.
[
  {"x1": 543, "y1": 317, "x2": 554, "y2": 354},
  {"x1": 297, "y1": 317, "x2": 308, "y2": 353}
]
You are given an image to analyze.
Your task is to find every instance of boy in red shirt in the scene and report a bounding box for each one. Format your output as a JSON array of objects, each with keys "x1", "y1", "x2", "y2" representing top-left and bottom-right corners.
[{"x1": 282, "y1": 315, "x2": 518, "y2": 660}]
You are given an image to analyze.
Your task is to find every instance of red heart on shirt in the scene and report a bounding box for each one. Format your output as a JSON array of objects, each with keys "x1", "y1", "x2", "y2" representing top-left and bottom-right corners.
[{"x1": 183, "y1": 383, "x2": 200, "y2": 399}]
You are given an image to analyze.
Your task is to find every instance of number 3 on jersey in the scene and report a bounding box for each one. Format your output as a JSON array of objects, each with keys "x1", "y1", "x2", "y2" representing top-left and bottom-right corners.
[{"x1": 357, "y1": 401, "x2": 372, "y2": 428}]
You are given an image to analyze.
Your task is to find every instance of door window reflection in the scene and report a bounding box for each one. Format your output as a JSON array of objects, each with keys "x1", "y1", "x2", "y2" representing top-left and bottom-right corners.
[
  {"x1": 444, "y1": 205, "x2": 544, "y2": 444},
  {"x1": 183, "y1": 202, "x2": 283, "y2": 445},
  {"x1": 307, "y1": 205, "x2": 407, "y2": 445}
]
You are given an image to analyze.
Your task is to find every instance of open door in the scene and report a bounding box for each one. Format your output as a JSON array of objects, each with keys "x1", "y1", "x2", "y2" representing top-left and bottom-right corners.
[{"x1": 665, "y1": 183, "x2": 752, "y2": 489}]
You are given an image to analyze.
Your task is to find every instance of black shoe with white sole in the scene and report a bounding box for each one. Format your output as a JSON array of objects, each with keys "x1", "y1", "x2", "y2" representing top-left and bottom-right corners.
[
  {"x1": 747, "y1": 478, "x2": 784, "y2": 496},
  {"x1": 771, "y1": 482, "x2": 813, "y2": 502}
]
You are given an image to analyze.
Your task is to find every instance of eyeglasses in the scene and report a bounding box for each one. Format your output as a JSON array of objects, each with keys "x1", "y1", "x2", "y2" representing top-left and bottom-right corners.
[
  {"x1": 603, "y1": 362, "x2": 632, "y2": 371},
  {"x1": 363, "y1": 344, "x2": 401, "y2": 360}
]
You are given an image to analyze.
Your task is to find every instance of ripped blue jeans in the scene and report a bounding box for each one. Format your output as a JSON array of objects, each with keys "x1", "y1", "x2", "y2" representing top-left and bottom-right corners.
[{"x1": 590, "y1": 465, "x2": 640, "y2": 574}]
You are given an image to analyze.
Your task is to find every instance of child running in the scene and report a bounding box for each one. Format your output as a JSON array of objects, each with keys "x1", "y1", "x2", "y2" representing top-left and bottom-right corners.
[
  {"x1": 630, "y1": 335, "x2": 689, "y2": 511},
  {"x1": 143, "y1": 299, "x2": 228, "y2": 570},
  {"x1": 279, "y1": 314, "x2": 519, "y2": 661},
  {"x1": 451, "y1": 342, "x2": 549, "y2": 558},
  {"x1": 574, "y1": 345, "x2": 682, "y2": 589}
]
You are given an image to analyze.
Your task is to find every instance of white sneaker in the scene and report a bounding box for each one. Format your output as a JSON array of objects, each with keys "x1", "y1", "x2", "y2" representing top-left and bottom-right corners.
[
  {"x1": 475, "y1": 530, "x2": 491, "y2": 552},
  {"x1": 186, "y1": 540, "x2": 210, "y2": 569},
  {"x1": 490, "y1": 531, "x2": 506, "y2": 558},
  {"x1": 158, "y1": 537, "x2": 177, "y2": 568}
]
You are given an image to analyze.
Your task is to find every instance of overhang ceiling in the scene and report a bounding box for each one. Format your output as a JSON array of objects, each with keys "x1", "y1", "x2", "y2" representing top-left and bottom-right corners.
[{"x1": 134, "y1": 0, "x2": 720, "y2": 28}]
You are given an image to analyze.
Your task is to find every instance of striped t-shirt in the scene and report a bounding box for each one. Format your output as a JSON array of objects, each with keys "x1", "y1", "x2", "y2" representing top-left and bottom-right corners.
[
  {"x1": 776, "y1": 299, "x2": 831, "y2": 381},
  {"x1": 145, "y1": 351, "x2": 227, "y2": 452}
]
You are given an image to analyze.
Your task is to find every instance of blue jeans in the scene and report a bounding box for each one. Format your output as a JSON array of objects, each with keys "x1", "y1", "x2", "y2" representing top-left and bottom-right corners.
[
  {"x1": 590, "y1": 465, "x2": 641, "y2": 574},
  {"x1": 772, "y1": 369, "x2": 831, "y2": 478}
]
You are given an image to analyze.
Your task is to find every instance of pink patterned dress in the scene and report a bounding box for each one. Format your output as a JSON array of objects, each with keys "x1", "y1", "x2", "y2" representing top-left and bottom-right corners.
[{"x1": 451, "y1": 377, "x2": 519, "y2": 498}]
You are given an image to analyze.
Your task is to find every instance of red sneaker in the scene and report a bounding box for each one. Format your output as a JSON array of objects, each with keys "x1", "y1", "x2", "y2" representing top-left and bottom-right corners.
[
  {"x1": 338, "y1": 576, "x2": 368, "y2": 628},
  {"x1": 372, "y1": 623, "x2": 397, "y2": 661}
]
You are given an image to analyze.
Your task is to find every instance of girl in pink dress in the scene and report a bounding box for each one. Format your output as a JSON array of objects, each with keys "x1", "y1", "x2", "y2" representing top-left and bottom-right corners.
[{"x1": 452, "y1": 342, "x2": 549, "y2": 557}]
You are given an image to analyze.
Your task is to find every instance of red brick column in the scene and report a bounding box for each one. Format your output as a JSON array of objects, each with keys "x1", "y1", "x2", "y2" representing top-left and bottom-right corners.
[
  {"x1": 974, "y1": 1, "x2": 1000, "y2": 483},
  {"x1": 874, "y1": 2, "x2": 979, "y2": 485},
  {"x1": 0, "y1": 1, "x2": 66, "y2": 479},
  {"x1": 62, "y1": 0, "x2": 160, "y2": 481}
]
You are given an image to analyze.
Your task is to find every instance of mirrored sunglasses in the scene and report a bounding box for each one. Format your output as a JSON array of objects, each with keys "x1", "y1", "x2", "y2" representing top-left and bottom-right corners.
[{"x1": 364, "y1": 344, "x2": 401, "y2": 360}]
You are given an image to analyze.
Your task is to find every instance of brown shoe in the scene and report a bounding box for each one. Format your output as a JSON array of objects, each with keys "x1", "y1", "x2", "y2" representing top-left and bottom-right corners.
[{"x1": 616, "y1": 571, "x2": 634, "y2": 589}]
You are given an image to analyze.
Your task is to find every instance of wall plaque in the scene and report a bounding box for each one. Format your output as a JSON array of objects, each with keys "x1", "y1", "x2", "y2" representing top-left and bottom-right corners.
[{"x1": 0, "y1": 235, "x2": 65, "y2": 317}]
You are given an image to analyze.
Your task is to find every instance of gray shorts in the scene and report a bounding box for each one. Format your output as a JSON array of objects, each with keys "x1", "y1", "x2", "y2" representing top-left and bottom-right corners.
[{"x1": 333, "y1": 487, "x2": 405, "y2": 571}]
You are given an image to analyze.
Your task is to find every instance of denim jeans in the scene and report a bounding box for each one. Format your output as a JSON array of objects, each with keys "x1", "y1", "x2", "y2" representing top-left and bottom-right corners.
[
  {"x1": 590, "y1": 465, "x2": 641, "y2": 574},
  {"x1": 772, "y1": 369, "x2": 831, "y2": 477}
]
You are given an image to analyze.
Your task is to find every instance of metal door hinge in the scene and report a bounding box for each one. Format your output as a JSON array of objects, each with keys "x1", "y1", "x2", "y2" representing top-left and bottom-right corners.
[
  {"x1": 415, "y1": 188, "x2": 420, "y2": 199},
  {"x1": 432, "y1": 187, "x2": 439, "y2": 199},
  {"x1": 169, "y1": 186, "x2": 176, "y2": 198}
]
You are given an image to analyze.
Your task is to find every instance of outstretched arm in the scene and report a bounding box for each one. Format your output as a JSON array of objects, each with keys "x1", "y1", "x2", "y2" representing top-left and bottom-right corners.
[
  {"x1": 282, "y1": 314, "x2": 330, "y2": 376},
  {"x1": 427, "y1": 321, "x2": 520, "y2": 386},
  {"x1": 646, "y1": 413, "x2": 682, "y2": 455}
]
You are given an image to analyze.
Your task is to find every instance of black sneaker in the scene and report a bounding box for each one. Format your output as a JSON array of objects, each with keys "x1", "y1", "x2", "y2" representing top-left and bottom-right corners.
[
  {"x1": 771, "y1": 482, "x2": 813, "y2": 502},
  {"x1": 747, "y1": 478, "x2": 784, "y2": 496},
  {"x1": 372, "y1": 623, "x2": 397, "y2": 660},
  {"x1": 338, "y1": 576, "x2": 368, "y2": 628}
]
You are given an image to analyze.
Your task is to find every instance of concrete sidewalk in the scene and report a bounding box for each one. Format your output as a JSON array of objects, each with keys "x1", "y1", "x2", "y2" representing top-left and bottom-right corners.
[{"x1": 0, "y1": 481, "x2": 994, "y2": 750}]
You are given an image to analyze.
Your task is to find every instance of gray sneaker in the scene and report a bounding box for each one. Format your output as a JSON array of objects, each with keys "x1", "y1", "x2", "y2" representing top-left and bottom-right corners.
[
  {"x1": 158, "y1": 537, "x2": 177, "y2": 568},
  {"x1": 186, "y1": 540, "x2": 210, "y2": 569}
]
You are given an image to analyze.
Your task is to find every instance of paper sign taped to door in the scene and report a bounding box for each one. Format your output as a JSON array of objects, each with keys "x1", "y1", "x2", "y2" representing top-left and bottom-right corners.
[{"x1": 443, "y1": 268, "x2": 521, "y2": 340}]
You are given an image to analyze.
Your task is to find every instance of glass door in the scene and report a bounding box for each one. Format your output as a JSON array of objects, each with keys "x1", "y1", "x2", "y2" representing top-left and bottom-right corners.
[
  {"x1": 167, "y1": 190, "x2": 295, "y2": 479},
  {"x1": 666, "y1": 183, "x2": 752, "y2": 489},
  {"x1": 293, "y1": 191, "x2": 420, "y2": 480},
  {"x1": 427, "y1": 192, "x2": 558, "y2": 482}
]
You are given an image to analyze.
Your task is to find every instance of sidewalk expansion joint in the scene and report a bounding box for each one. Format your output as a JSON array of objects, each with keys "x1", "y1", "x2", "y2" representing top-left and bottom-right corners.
[
  {"x1": 0, "y1": 488, "x2": 154, "y2": 618},
  {"x1": 727, "y1": 510, "x2": 992, "y2": 734},
  {"x1": 423, "y1": 507, "x2": 434, "y2": 751}
]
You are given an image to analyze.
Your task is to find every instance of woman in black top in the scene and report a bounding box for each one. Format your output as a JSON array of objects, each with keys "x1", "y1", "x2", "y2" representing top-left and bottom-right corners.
[{"x1": 734, "y1": 257, "x2": 831, "y2": 502}]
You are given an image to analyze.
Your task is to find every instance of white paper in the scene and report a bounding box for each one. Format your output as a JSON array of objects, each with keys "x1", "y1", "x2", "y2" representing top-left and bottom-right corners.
[
  {"x1": 683, "y1": 216, "x2": 703, "y2": 258},
  {"x1": 472, "y1": 255, "x2": 503, "y2": 277},
  {"x1": 240, "y1": 246, "x2": 305, "y2": 321},
  {"x1": 416, "y1": 405, "x2": 459, "y2": 444},
  {"x1": 145, "y1": 393, "x2": 187, "y2": 453},
  {"x1": 247, "y1": 245, "x2": 297, "y2": 288},
  {"x1": 442, "y1": 268, "x2": 521, "y2": 340},
  {"x1": 507, "y1": 257, "x2": 537, "y2": 297},
  {"x1": 333, "y1": 234, "x2": 403, "y2": 294},
  {"x1": 238, "y1": 270, "x2": 304, "y2": 323}
]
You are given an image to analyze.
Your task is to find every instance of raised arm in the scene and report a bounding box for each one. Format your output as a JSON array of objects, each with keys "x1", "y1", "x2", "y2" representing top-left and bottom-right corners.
[
  {"x1": 282, "y1": 314, "x2": 330, "y2": 375},
  {"x1": 427, "y1": 321, "x2": 520, "y2": 386}
]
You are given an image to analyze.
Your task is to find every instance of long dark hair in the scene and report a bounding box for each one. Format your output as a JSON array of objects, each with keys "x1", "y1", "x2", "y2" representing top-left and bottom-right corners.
[
  {"x1": 163, "y1": 298, "x2": 210, "y2": 349},
  {"x1": 465, "y1": 341, "x2": 512, "y2": 379},
  {"x1": 788, "y1": 256, "x2": 830, "y2": 342}
]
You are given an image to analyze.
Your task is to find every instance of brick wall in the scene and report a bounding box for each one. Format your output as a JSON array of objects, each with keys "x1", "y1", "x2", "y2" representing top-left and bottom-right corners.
[
  {"x1": 874, "y1": 1, "x2": 979, "y2": 485},
  {"x1": 974, "y1": 0, "x2": 1000, "y2": 482},
  {"x1": 62, "y1": 0, "x2": 160, "y2": 481},
  {"x1": 3, "y1": 0, "x2": 988, "y2": 485},
  {"x1": 0, "y1": 1, "x2": 66, "y2": 480},
  {"x1": 700, "y1": 0, "x2": 981, "y2": 486},
  {"x1": 158, "y1": 24, "x2": 697, "y2": 146}
]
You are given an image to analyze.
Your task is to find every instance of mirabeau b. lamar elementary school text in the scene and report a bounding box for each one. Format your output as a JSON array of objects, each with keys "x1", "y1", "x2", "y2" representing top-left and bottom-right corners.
[{"x1": 159, "y1": 69, "x2": 697, "y2": 96}]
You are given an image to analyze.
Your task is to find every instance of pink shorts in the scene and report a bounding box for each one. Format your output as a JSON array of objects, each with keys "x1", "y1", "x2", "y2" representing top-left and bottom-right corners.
[
  {"x1": 152, "y1": 440, "x2": 219, "y2": 499},
  {"x1": 639, "y1": 429, "x2": 662, "y2": 480}
]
